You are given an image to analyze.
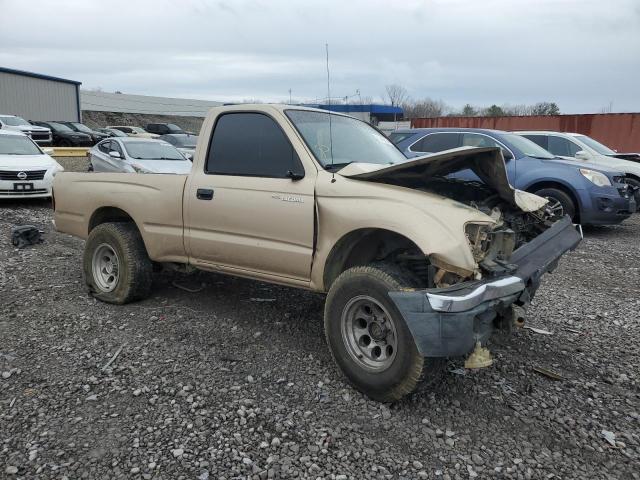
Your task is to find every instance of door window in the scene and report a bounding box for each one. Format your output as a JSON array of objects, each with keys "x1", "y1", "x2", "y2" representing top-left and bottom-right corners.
[
  {"x1": 110, "y1": 141, "x2": 124, "y2": 157},
  {"x1": 461, "y1": 133, "x2": 502, "y2": 148},
  {"x1": 522, "y1": 135, "x2": 548, "y2": 150},
  {"x1": 410, "y1": 132, "x2": 460, "y2": 153},
  {"x1": 98, "y1": 141, "x2": 111, "y2": 153},
  {"x1": 548, "y1": 136, "x2": 581, "y2": 157},
  {"x1": 206, "y1": 113, "x2": 302, "y2": 178}
]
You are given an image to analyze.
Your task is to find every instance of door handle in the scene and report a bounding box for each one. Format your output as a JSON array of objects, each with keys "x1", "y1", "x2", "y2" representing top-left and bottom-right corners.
[{"x1": 196, "y1": 188, "x2": 214, "y2": 200}]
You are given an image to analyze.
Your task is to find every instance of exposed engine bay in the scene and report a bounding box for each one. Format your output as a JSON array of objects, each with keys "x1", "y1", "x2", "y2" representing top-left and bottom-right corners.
[
  {"x1": 420, "y1": 176, "x2": 557, "y2": 279},
  {"x1": 384, "y1": 175, "x2": 558, "y2": 288},
  {"x1": 339, "y1": 146, "x2": 562, "y2": 288}
]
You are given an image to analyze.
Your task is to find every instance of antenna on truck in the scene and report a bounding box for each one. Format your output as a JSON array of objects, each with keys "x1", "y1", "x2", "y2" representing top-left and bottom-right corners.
[{"x1": 326, "y1": 43, "x2": 335, "y2": 182}]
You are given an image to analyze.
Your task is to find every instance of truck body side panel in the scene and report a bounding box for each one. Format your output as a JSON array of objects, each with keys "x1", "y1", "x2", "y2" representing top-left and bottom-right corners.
[{"x1": 53, "y1": 172, "x2": 188, "y2": 263}]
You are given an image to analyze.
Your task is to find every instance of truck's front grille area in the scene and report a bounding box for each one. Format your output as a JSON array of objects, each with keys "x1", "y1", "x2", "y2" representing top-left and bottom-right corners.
[{"x1": 0, "y1": 170, "x2": 47, "y2": 180}]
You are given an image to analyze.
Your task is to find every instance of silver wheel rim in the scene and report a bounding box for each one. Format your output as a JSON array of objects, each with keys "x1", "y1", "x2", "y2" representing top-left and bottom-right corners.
[
  {"x1": 545, "y1": 197, "x2": 564, "y2": 217},
  {"x1": 92, "y1": 243, "x2": 120, "y2": 292},
  {"x1": 341, "y1": 295, "x2": 398, "y2": 372}
]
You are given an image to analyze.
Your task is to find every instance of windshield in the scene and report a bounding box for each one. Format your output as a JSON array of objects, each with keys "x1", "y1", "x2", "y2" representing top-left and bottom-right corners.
[
  {"x1": 107, "y1": 129, "x2": 127, "y2": 137},
  {"x1": 167, "y1": 124, "x2": 183, "y2": 132},
  {"x1": 0, "y1": 135, "x2": 43, "y2": 155},
  {"x1": 123, "y1": 141, "x2": 186, "y2": 160},
  {"x1": 169, "y1": 134, "x2": 197, "y2": 147},
  {"x1": 1, "y1": 116, "x2": 30, "y2": 127},
  {"x1": 574, "y1": 135, "x2": 615, "y2": 155},
  {"x1": 388, "y1": 132, "x2": 417, "y2": 145},
  {"x1": 48, "y1": 122, "x2": 73, "y2": 132},
  {"x1": 500, "y1": 133, "x2": 555, "y2": 159},
  {"x1": 70, "y1": 123, "x2": 93, "y2": 133},
  {"x1": 285, "y1": 110, "x2": 406, "y2": 168}
]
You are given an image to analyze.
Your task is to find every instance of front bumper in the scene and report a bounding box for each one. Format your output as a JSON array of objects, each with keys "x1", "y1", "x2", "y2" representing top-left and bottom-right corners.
[
  {"x1": 0, "y1": 174, "x2": 54, "y2": 199},
  {"x1": 389, "y1": 216, "x2": 582, "y2": 357},
  {"x1": 581, "y1": 186, "x2": 635, "y2": 225}
]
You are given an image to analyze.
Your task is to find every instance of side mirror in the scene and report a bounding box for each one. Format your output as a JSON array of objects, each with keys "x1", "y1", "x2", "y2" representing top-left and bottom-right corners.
[
  {"x1": 502, "y1": 149, "x2": 514, "y2": 161},
  {"x1": 575, "y1": 150, "x2": 590, "y2": 160},
  {"x1": 286, "y1": 170, "x2": 304, "y2": 181},
  {"x1": 109, "y1": 151, "x2": 121, "y2": 159},
  {"x1": 184, "y1": 152, "x2": 193, "y2": 161}
]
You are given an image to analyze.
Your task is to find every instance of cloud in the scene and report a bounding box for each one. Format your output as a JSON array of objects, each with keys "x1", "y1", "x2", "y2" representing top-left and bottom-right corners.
[{"x1": 0, "y1": 0, "x2": 638, "y2": 112}]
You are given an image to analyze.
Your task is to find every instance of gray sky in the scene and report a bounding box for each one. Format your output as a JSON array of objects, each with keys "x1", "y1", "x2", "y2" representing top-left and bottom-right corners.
[{"x1": 1, "y1": 0, "x2": 639, "y2": 113}]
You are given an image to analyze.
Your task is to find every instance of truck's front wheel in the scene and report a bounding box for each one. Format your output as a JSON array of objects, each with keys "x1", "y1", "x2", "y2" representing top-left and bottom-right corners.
[
  {"x1": 324, "y1": 263, "x2": 440, "y2": 402},
  {"x1": 83, "y1": 222, "x2": 153, "y2": 304}
]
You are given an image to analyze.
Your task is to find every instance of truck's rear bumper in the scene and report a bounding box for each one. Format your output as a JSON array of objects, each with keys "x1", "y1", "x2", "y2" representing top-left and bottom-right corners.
[{"x1": 389, "y1": 216, "x2": 582, "y2": 357}]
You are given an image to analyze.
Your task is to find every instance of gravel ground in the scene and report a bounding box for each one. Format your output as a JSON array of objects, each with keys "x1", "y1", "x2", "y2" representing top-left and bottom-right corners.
[
  {"x1": 1, "y1": 202, "x2": 638, "y2": 479},
  {"x1": 53, "y1": 156, "x2": 90, "y2": 173}
]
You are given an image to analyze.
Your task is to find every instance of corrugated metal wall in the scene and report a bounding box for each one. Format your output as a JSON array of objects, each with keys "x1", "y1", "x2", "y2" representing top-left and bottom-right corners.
[
  {"x1": 81, "y1": 90, "x2": 222, "y2": 117},
  {"x1": 0, "y1": 71, "x2": 79, "y2": 122},
  {"x1": 411, "y1": 113, "x2": 640, "y2": 152}
]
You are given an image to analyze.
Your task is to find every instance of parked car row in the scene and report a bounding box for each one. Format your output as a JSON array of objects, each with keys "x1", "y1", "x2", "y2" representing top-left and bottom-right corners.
[
  {"x1": 0, "y1": 115, "x2": 193, "y2": 148},
  {"x1": 389, "y1": 128, "x2": 638, "y2": 226},
  {"x1": 0, "y1": 127, "x2": 196, "y2": 199}
]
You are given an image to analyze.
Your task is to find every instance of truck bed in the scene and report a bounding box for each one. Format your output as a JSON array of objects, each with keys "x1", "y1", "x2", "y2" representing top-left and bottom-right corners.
[{"x1": 53, "y1": 172, "x2": 189, "y2": 263}]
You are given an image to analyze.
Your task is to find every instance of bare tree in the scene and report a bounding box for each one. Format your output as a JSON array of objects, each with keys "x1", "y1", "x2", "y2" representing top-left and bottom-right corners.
[
  {"x1": 402, "y1": 98, "x2": 449, "y2": 118},
  {"x1": 502, "y1": 104, "x2": 533, "y2": 116},
  {"x1": 531, "y1": 102, "x2": 560, "y2": 115},
  {"x1": 384, "y1": 84, "x2": 409, "y2": 107}
]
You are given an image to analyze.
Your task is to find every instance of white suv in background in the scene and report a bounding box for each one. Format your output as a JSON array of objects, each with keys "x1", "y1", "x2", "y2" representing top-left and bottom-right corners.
[
  {"x1": 0, "y1": 114, "x2": 52, "y2": 145},
  {"x1": 516, "y1": 131, "x2": 640, "y2": 208},
  {"x1": 0, "y1": 130, "x2": 63, "y2": 198}
]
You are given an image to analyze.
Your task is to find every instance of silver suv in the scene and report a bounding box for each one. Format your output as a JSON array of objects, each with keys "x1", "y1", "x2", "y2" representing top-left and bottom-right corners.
[{"x1": 0, "y1": 115, "x2": 52, "y2": 145}]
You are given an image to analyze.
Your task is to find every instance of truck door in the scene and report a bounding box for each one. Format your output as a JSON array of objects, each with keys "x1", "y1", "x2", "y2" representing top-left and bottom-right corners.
[{"x1": 184, "y1": 112, "x2": 315, "y2": 283}]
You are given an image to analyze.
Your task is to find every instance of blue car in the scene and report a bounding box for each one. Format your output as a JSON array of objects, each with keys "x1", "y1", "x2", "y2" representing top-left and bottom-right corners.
[{"x1": 390, "y1": 128, "x2": 635, "y2": 226}]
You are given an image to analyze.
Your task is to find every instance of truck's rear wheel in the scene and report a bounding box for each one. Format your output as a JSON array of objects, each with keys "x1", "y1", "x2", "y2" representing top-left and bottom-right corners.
[
  {"x1": 83, "y1": 222, "x2": 152, "y2": 304},
  {"x1": 324, "y1": 263, "x2": 442, "y2": 402}
]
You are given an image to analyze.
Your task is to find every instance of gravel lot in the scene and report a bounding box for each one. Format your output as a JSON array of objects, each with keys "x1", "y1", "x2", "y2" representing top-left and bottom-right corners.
[{"x1": 1, "y1": 202, "x2": 638, "y2": 479}]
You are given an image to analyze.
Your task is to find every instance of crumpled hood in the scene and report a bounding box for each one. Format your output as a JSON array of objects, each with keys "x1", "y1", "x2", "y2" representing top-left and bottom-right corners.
[{"x1": 338, "y1": 146, "x2": 547, "y2": 212}]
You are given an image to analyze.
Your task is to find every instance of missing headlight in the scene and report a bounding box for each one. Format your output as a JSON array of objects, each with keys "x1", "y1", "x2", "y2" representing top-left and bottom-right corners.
[{"x1": 465, "y1": 222, "x2": 517, "y2": 272}]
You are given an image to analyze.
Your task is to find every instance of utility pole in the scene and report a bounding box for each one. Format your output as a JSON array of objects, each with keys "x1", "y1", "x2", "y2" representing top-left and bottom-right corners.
[{"x1": 288, "y1": 88, "x2": 292, "y2": 104}]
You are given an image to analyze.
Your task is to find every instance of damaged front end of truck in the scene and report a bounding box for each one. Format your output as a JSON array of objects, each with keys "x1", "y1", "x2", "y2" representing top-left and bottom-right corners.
[{"x1": 340, "y1": 146, "x2": 582, "y2": 363}]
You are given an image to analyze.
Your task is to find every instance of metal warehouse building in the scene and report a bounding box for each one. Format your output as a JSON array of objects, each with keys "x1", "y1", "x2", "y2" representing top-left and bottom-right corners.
[
  {"x1": 81, "y1": 90, "x2": 222, "y2": 117},
  {"x1": 0, "y1": 67, "x2": 81, "y2": 122}
]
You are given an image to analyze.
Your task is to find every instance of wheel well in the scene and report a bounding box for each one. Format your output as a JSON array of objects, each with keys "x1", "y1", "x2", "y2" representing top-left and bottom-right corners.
[
  {"x1": 88, "y1": 207, "x2": 136, "y2": 234},
  {"x1": 323, "y1": 228, "x2": 427, "y2": 290},
  {"x1": 625, "y1": 173, "x2": 640, "y2": 184},
  {"x1": 526, "y1": 181, "x2": 581, "y2": 223}
]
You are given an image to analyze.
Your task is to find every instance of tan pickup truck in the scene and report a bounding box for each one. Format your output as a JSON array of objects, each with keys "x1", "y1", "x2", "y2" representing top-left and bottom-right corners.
[{"x1": 53, "y1": 105, "x2": 581, "y2": 401}]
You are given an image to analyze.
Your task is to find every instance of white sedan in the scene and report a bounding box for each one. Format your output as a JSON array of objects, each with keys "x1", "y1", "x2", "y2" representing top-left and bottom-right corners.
[
  {"x1": 89, "y1": 138, "x2": 192, "y2": 174},
  {"x1": 0, "y1": 130, "x2": 63, "y2": 199}
]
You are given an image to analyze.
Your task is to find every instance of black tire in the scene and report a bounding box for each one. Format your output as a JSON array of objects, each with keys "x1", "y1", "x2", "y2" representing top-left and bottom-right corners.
[
  {"x1": 324, "y1": 262, "x2": 443, "y2": 402},
  {"x1": 534, "y1": 187, "x2": 576, "y2": 221},
  {"x1": 58, "y1": 139, "x2": 71, "y2": 147},
  {"x1": 83, "y1": 222, "x2": 153, "y2": 304},
  {"x1": 624, "y1": 177, "x2": 640, "y2": 211}
]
